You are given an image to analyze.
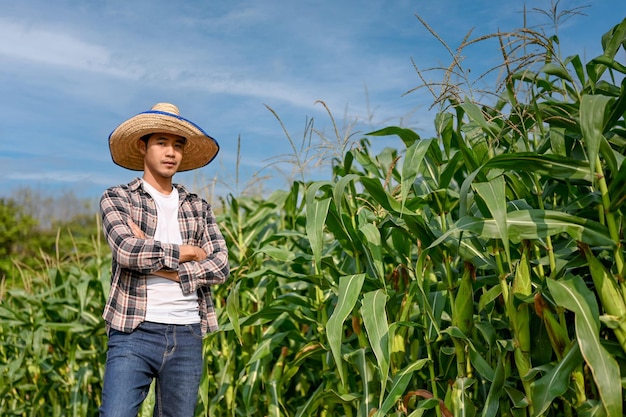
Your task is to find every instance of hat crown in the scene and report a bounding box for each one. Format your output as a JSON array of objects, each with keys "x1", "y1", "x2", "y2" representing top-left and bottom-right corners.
[{"x1": 151, "y1": 102, "x2": 180, "y2": 115}]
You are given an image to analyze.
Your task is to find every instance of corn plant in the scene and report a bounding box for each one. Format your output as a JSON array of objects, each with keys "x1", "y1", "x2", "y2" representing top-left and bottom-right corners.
[
  {"x1": 0, "y1": 228, "x2": 109, "y2": 416},
  {"x1": 2, "y1": 12, "x2": 626, "y2": 417},
  {"x1": 206, "y1": 16, "x2": 626, "y2": 417}
]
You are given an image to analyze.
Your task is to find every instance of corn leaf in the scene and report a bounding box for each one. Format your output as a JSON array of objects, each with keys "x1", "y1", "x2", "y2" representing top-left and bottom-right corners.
[
  {"x1": 226, "y1": 281, "x2": 241, "y2": 343},
  {"x1": 361, "y1": 290, "x2": 390, "y2": 400},
  {"x1": 306, "y1": 182, "x2": 332, "y2": 272},
  {"x1": 538, "y1": 63, "x2": 574, "y2": 82},
  {"x1": 359, "y1": 223, "x2": 384, "y2": 282},
  {"x1": 595, "y1": 17, "x2": 626, "y2": 81},
  {"x1": 430, "y1": 209, "x2": 614, "y2": 248},
  {"x1": 473, "y1": 176, "x2": 509, "y2": 263},
  {"x1": 548, "y1": 277, "x2": 622, "y2": 417},
  {"x1": 346, "y1": 348, "x2": 374, "y2": 416},
  {"x1": 460, "y1": 102, "x2": 500, "y2": 140},
  {"x1": 580, "y1": 94, "x2": 613, "y2": 177},
  {"x1": 608, "y1": 157, "x2": 626, "y2": 212},
  {"x1": 530, "y1": 342, "x2": 584, "y2": 416},
  {"x1": 483, "y1": 153, "x2": 592, "y2": 182},
  {"x1": 326, "y1": 274, "x2": 366, "y2": 387},
  {"x1": 451, "y1": 377, "x2": 477, "y2": 417},
  {"x1": 366, "y1": 125, "x2": 421, "y2": 147},
  {"x1": 360, "y1": 176, "x2": 418, "y2": 216},
  {"x1": 333, "y1": 174, "x2": 359, "y2": 219},
  {"x1": 401, "y1": 139, "x2": 434, "y2": 211},
  {"x1": 372, "y1": 359, "x2": 429, "y2": 417},
  {"x1": 247, "y1": 331, "x2": 289, "y2": 364}
]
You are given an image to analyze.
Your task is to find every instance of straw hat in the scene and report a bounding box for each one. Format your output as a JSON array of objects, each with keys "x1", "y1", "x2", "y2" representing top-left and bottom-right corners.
[{"x1": 108, "y1": 102, "x2": 219, "y2": 172}]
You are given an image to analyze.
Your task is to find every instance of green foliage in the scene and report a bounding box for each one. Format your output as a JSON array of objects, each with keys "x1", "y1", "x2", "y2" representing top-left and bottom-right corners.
[
  {"x1": 0, "y1": 230, "x2": 109, "y2": 415},
  {"x1": 3, "y1": 12, "x2": 626, "y2": 417},
  {"x1": 0, "y1": 192, "x2": 103, "y2": 285},
  {"x1": 203, "y1": 16, "x2": 626, "y2": 416},
  {"x1": 0, "y1": 198, "x2": 37, "y2": 278}
]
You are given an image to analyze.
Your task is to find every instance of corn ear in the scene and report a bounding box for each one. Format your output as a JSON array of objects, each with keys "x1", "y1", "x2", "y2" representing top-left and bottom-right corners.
[
  {"x1": 512, "y1": 244, "x2": 532, "y2": 355},
  {"x1": 391, "y1": 332, "x2": 406, "y2": 374},
  {"x1": 580, "y1": 243, "x2": 626, "y2": 350},
  {"x1": 452, "y1": 262, "x2": 474, "y2": 377},
  {"x1": 453, "y1": 262, "x2": 475, "y2": 337},
  {"x1": 534, "y1": 293, "x2": 570, "y2": 360},
  {"x1": 511, "y1": 244, "x2": 532, "y2": 409}
]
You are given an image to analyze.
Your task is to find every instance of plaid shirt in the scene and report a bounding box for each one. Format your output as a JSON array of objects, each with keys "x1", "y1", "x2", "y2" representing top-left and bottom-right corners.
[{"x1": 99, "y1": 177, "x2": 229, "y2": 335}]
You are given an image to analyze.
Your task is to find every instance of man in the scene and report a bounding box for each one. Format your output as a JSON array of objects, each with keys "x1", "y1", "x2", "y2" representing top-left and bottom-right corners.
[{"x1": 99, "y1": 102, "x2": 230, "y2": 416}]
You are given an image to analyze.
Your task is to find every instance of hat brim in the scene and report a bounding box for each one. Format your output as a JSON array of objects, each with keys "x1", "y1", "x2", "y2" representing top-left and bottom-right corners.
[{"x1": 109, "y1": 110, "x2": 219, "y2": 172}]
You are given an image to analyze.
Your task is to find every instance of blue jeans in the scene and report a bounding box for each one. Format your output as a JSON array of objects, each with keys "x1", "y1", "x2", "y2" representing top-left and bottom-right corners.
[{"x1": 100, "y1": 321, "x2": 203, "y2": 417}]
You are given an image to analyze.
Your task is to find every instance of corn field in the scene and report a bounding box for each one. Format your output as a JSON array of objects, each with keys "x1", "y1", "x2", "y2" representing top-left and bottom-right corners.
[{"x1": 2, "y1": 15, "x2": 626, "y2": 417}]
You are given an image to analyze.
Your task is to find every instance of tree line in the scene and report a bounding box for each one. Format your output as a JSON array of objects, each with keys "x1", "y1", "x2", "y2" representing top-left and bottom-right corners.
[{"x1": 0, "y1": 190, "x2": 102, "y2": 282}]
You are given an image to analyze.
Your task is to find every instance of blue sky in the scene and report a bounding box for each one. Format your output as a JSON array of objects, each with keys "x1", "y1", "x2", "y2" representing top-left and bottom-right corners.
[{"x1": 0, "y1": 0, "x2": 624, "y2": 201}]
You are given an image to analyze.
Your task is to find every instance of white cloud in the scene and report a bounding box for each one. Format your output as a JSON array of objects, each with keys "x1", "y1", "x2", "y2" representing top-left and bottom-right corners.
[
  {"x1": 0, "y1": 16, "x2": 358, "y2": 114},
  {"x1": 6, "y1": 169, "x2": 102, "y2": 184},
  {"x1": 0, "y1": 18, "x2": 142, "y2": 78}
]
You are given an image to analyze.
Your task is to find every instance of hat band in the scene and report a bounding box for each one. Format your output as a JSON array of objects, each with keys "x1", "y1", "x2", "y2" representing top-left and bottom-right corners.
[{"x1": 138, "y1": 110, "x2": 213, "y2": 138}]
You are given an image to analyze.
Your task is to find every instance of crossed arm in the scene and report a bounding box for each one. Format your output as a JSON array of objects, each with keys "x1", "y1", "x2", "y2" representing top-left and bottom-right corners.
[
  {"x1": 100, "y1": 187, "x2": 229, "y2": 292},
  {"x1": 127, "y1": 220, "x2": 205, "y2": 283}
]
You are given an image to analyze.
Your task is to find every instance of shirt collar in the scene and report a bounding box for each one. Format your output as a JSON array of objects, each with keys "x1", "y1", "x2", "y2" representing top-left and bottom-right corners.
[{"x1": 128, "y1": 177, "x2": 191, "y2": 201}]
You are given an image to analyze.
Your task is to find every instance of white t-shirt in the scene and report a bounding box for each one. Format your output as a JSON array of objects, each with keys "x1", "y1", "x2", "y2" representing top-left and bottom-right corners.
[{"x1": 142, "y1": 179, "x2": 200, "y2": 324}]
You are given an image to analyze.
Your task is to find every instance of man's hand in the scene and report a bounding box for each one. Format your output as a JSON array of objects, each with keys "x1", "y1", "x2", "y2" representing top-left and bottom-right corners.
[
  {"x1": 128, "y1": 219, "x2": 146, "y2": 239},
  {"x1": 152, "y1": 270, "x2": 180, "y2": 282},
  {"x1": 179, "y1": 245, "x2": 207, "y2": 262}
]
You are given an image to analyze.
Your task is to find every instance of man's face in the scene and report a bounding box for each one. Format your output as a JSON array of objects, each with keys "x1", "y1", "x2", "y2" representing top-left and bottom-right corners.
[{"x1": 139, "y1": 133, "x2": 186, "y2": 179}]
